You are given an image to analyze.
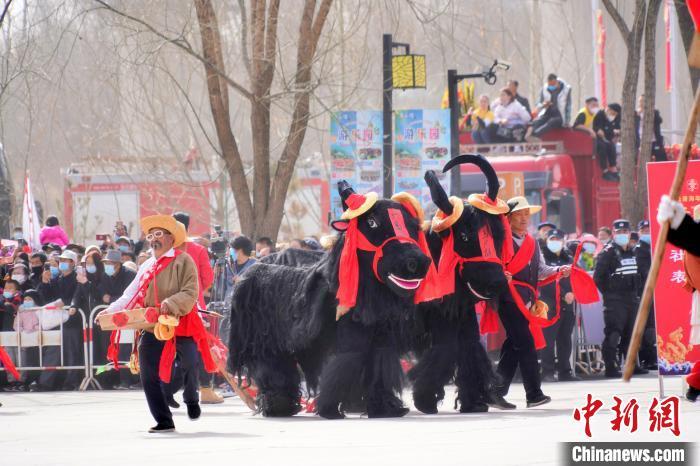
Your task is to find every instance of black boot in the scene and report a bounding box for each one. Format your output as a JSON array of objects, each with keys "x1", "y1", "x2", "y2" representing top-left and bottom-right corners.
[
  {"x1": 367, "y1": 392, "x2": 409, "y2": 418},
  {"x1": 686, "y1": 386, "x2": 700, "y2": 402},
  {"x1": 412, "y1": 389, "x2": 440, "y2": 414},
  {"x1": 485, "y1": 391, "x2": 516, "y2": 410},
  {"x1": 258, "y1": 391, "x2": 301, "y2": 417},
  {"x1": 186, "y1": 403, "x2": 201, "y2": 420}
]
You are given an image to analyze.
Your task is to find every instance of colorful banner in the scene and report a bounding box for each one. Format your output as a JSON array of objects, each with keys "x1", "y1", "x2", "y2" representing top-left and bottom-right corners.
[
  {"x1": 329, "y1": 111, "x2": 383, "y2": 220},
  {"x1": 394, "y1": 109, "x2": 451, "y2": 210},
  {"x1": 647, "y1": 161, "x2": 700, "y2": 376}
]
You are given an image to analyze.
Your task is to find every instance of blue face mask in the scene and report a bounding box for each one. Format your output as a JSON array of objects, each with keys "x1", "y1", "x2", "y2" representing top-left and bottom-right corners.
[
  {"x1": 58, "y1": 262, "x2": 71, "y2": 273},
  {"x1": 3, "y1": 291, "x2": 14, "y2": 299},
  {"x1": 118, "y1": 245, "x2": 130, "y2": 253},
  {"x1": 13, "y1": 233, "x2": 22, "y2": 241},
  {"x1": 104, "y1": 264, "x2": 116, "y2": 276},
  {"x1": 640, "y1": 234, "x2": 651, "y2": 244},
  {"x1": 614, "y1": 233, "x2": 630, "y2": 248},
  {"x1": 583, "y1": 243, "x2": 596, "y2": 254},
  {"x1": 86, "y1": 264, "x2": 97, "y2": 274},
  {"x1": 546, "y1": 240, "x2": 563, "y2": 254},
  {"x1": 50, "y1": 266, "x2": 60, "y2": 278},
  {"x1": 547, "y1": 84, "x2": 557, "y2": 92},
  {"x1": 22, "y1": 300, "x2": 35, "y2": 308}
]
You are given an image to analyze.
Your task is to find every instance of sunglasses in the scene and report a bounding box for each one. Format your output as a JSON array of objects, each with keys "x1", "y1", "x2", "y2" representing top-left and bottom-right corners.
[{"x1": 146, "y1": 230, "x2": 170, "y2": 242}]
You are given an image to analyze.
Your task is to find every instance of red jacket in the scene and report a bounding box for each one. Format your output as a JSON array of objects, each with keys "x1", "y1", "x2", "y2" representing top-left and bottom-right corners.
[{"x1": 183, "y1": 241, "x2": 213, "y2": 309}]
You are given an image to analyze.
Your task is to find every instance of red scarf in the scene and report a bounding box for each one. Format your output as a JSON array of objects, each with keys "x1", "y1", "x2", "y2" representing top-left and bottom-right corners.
[
  {"x1": 336, "y1": 209, "x2": 439, "y2": 308},
  {"x1": 0, "y1": 346, "x2": 19, "y2": 379}
]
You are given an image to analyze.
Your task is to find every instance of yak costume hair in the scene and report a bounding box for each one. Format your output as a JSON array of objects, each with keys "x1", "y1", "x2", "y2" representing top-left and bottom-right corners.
[
  {"x1": 410, "y1": 154, "x2": 511, "y2": 414},
  {"x1": 228, "y1": 182, "x2": 437, "y2": 418}
]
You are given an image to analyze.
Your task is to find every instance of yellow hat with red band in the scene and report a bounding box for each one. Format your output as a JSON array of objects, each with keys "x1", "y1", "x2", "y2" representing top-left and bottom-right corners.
[
  {"x1": 431, "y1": 196, "x2": 464, "y2": 233},
  {"x1": 340, "y1": 192, "x2": 378, "y2": 220},
  {"x1": 467, "y1": 193, "x2": 510, "y2": 215}
]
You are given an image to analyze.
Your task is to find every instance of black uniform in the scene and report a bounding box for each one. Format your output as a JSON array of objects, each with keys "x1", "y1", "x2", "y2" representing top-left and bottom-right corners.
[
  {"x1": 539, "y1": 245, "x2": 575, "y2": 379},
  {"x1": 634, "y1": 239, "x2": 657, "y2": 369},
  {"x1": 593, "y1": 242, "x2": 642, "y2": 374}
]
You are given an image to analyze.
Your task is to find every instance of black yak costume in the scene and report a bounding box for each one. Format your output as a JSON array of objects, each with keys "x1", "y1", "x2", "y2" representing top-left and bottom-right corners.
[
  {"x1": 228, "y1": 181, "x2": 439, "y2": 418},
  {"x1": 409, "y1": 154, "x2": 514, "y2": 413}
]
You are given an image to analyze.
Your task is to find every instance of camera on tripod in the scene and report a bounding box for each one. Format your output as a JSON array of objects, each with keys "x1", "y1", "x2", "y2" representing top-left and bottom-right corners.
[{"x1": 210, "y1": 225, "x2": 229, "y2": 260}]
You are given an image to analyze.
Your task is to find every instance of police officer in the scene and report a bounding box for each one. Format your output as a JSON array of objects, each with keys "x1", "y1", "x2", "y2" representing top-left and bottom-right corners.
[
  {"x1": 634, "y1": 219, "x2": 657, "y2": 370},
  {"x1": 594, "y1": 219, "x2": 649, "y2": 378},
  {"x1": 539, "y1": 229, "x2": 580, "y2": 382}
]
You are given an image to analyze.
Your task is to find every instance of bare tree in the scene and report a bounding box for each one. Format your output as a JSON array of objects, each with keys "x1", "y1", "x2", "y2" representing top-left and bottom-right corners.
[{"x1": 602, "y1": 0, "x2": 647, "y2": 225}]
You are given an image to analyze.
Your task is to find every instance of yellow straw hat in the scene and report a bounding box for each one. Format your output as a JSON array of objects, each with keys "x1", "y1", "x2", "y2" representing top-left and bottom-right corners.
[{"x1": 140, "y1": 215, "x2": 187, "y2": 248}]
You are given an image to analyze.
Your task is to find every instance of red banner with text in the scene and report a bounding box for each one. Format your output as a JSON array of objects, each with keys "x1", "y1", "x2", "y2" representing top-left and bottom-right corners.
[{"x1": 646, "y1": 161, "x2": 700, "y2": 376}]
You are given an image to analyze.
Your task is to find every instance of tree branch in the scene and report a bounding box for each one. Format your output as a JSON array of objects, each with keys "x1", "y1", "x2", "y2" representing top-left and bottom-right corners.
[
  {"x1": 601, "y1": 0, "x2": 631, "y2": 44},
  {"x1": 93, "y1": 0, "x2": 252, "y2": 101}
]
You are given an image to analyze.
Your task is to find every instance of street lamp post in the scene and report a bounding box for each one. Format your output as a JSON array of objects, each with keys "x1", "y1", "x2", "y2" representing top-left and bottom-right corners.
[
  {"x1": 382, "y1": 33, "x2": 426, "y2": 197},
  {"x1": 447, "y1": 60, "x2": 510, "y2": 196}
]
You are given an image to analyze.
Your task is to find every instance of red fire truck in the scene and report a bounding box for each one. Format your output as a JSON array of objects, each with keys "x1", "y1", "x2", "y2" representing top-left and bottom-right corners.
[{"x1": 459, "y1": 128, "x2": 622, "y2": 234}]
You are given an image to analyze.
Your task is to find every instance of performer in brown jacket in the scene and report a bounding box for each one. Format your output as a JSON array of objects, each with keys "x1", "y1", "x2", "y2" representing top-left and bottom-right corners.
[{"x1": 100, "y1": 215, "x2": 216, "y2": 432}]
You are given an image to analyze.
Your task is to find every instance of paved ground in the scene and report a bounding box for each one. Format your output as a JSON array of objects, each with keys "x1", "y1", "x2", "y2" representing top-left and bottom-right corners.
[{"x1": 1, "y1": 374, "x2": 697, "y2": 466}]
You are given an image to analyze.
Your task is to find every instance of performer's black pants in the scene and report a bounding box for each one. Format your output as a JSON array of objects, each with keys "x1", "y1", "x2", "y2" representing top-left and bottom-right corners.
[
  {"x1": 596, "y1": 138, "x2": 617, "y2": 170},
  {"x1": 602, "y1": 297, "x2": 638, "y2": 370},
  {"x1": 140, "y1": 332, "x2": 199, "y2": 426},
  {"x1": 540, "y1": 306, "x2": 575, "y2": 376},
  {"x1": 496, "y1": 299, "x2": 544, "y2": 401}
]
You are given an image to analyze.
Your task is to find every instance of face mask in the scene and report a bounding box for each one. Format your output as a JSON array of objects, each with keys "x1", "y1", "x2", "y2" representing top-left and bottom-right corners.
[
  {"x1": 31, "y1": 266, "x2": 43, "y2": 276},
  {"x1": 607, "y1": 113, "x2": 616, "y2": 122},
  {"x1": 547, "y1": 85, "x2": 557, "y2": 92},
  {"x1": 614, "y1": 234, "x2": 630, "y2": 248},
  {"x1": 583, "y1": 243, "x2": 596, "y2": 254},
  {"x1": 3, "y1": 291, "x2": 13, "y2": 299},
  {"x1": 118, "y1": 245, "x2": 130, "y2": 253},
  {"x1": 22, "y1": 300, "x2": 34, "y2": 309},
  {"x1": 104, "y1": 264, "x2": 116, "y2": 276},
  {"x1": 13, "y1": 233, "x2": 22, "y2": 241},
  {"x1": 11, "y1": 274, "x2": 26, "y2": 284},
  {"x1": 589, "y1": 106, "x2": 599, "y2": 114},
  {"x1": 50, "y1": 266, "x2": 60, "y2": 278},
  {"x1": 86, "y1": 264, "x2": 97, "y2": 274},
  {"x1": 58, "y1": 262, "x2": 71, "y2": 273},
  {"x1": 640, "y1": 234, "x2": 651, "y2": 244},
  {"x1": 547, "y1": 240, "x2": 563, "y2": 254}
]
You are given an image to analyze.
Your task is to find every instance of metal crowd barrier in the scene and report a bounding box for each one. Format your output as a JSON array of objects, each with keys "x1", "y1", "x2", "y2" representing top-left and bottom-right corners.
[
  {"x1": 0, "y1": 306, "x2": 91, "y2": 391},
  {"x1": 83, "y1": 305, "x2": 135, "y2": 390}
]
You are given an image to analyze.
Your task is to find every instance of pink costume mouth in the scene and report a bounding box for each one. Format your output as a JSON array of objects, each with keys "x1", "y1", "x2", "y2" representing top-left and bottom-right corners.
[{"x1": 388, "y1": 274, "x2": 423, "y2": 290}]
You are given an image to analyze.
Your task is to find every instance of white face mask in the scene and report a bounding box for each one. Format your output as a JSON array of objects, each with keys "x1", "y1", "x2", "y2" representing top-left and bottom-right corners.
[
  {"x1": 546, "y1": 240, "x2": 563, "y2": 254},
  {"x1": 607, "y1": 113, "x2": 616, "y2": 122},
  {"x1": 11, "y1": 274, "x2": 26, "y2": 284}
]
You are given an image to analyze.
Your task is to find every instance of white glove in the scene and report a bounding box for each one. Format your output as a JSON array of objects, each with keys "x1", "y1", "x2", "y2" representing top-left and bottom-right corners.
[{"x1": 657, "y1": 195, "x2": 686, "y2": 230}]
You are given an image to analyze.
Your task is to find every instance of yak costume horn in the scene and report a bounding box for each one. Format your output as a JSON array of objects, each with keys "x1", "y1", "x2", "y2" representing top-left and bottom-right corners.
[
  {"x1": 442, "y1": 154, "x2": 509, "y2": 215},
  {"x1": 424, "y1": 170, "x2": 453, "y2": 215}
]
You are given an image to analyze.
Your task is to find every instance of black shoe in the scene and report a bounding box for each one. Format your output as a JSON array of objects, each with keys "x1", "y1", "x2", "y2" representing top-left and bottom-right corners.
[
  {"x1": 367, "y1": 394, "x2": 410, "y2": 419},
  {"x1": 459, "y1": 402, "x2": 489, "y2": 413},
  {"x1": 148, "y1": 423, "x2": 175, "y2": 433},
  {"x1": 29, "y1": 384, "x2": 51, "y2": 392},
  {"x1": 186, "y1": 403, "x2": 201, "y2": 421},
  {"x1": 602, "y1": 172, "x2": 615, "y2": 181},
  {"x1": 486, "y1": 391, "x2": 516, "y2": 410},
  {"x1": 557, "y1": 373, "x2": 582, "y2": 382},
  {"x1": 166, "y1": 397, "x2": 180, "y2": 409},
  {"x1": 633, "y1": 366, "x2": 649, "y2": 375},
  {"x1": 526, "y1": 394, "x2": 551, "y2": 408},
  {"x1": 605, "y1": 369, "x2": 622, "y2": 378},
  {"x1": 541, "y1": 373, "x2": 557, "y2": 383},
  {"x1": 645, "y1": 363, "x2": 658, "y2": 371},
  {"x1": 686, "y1": 386, "x2": 700, "y2": 402},
  {"x1": 368, "y1": 405, "x2": 410, "y2": 418}
]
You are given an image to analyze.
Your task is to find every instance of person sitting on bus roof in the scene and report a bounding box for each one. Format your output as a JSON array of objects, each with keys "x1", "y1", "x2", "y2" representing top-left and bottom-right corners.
[
  {"x1": 593, "y1": 103, "x2": 621, "y2": 182},
  {"x1": 572, "y1": 97, "x2": 599, "y2": 138},
  {"x1": 525, "y1": 73, "x2": 572, "y2": 142},
  {"x1": 488, "y1": 87, "x2": 530, "y2": 143},
  {"x1": 507, "y1": 79, "x2": 531, "y2": 115},
  {"x1": 467, "y1": 94, "x2": 495, "y2": 144}
]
